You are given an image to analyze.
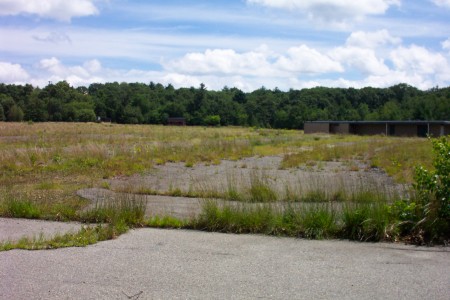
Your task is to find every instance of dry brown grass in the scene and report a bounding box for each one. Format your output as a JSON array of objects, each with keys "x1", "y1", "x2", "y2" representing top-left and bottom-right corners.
[{"x1": 0, "y1": 122, "x2": 433, "y2": 214}]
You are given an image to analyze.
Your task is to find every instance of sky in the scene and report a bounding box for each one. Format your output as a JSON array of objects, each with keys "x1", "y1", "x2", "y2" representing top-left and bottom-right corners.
[{"x1": 0, "y1": 0, "x2": 450, "y2": 92}]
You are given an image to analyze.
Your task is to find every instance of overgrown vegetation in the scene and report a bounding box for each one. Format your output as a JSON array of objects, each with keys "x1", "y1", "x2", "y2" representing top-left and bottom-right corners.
[
  {"x1": 0, "y1": 123, "x2": 448, "y2": 250},
  {"x1": 410, "y1": 137, "x2": 449, "y2": 243},
  {"x1": 0, "y1": 193, "x2": 146, "y2": 251},
  {"x1": 191, "y1": 201, "x2": 394, "y2": 241},
  {"x1": 0, "y1": 225, "x2": 125, "y2": 251}
]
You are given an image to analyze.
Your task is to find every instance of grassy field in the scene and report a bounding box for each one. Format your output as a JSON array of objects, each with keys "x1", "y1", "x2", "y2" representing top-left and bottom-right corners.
[{"x1": 1, "y1": 122, "x2": 445, "y2": 248}]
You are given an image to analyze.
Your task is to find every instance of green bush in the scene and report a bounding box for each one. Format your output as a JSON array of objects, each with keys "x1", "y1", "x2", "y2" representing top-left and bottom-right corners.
[
  {"x1": 204, "y1": 115, "x2": 221, "y2": 126},
  {"x1": 413, "y1": 136, "x2": 450, "y2": 242}
]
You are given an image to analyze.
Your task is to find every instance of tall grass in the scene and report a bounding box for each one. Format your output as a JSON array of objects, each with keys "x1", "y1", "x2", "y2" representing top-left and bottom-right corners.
[
  {"x1": 192, "y1": 201, "x2": 396, "y2": 241},
  {"x1": 0, "y1": 193, "x2": 147, "y2": 251},
  {"x1": 80, "y1": 193, "x2": 146, "y2": 227}
]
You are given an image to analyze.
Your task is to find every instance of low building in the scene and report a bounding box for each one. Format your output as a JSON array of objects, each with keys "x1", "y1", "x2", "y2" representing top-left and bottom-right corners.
[
  {"x1": 304, "y1": 121, "x2": 450, "y2": 137},
  {"x1": 167, "y1": 117, "x2": 186, "y2": 126}
]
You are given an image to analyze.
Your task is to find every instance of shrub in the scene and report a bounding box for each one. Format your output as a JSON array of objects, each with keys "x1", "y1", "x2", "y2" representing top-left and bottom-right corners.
[{"x1": 413, "y1": 136, "x2": 450, "y2": 242}]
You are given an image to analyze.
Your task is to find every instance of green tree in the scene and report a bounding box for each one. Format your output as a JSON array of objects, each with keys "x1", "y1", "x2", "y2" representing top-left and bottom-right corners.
[
  {"x1": 8, "y1": 104, "x2": 24, "y2": 122},
  {"x1": 122, "y1": 105, "x2": 143, "y2": 124},
  {"x1": 77, "y1": 109, "x2": 97, "y2": 122},
  {"x1": 25, "y1": 95, "x2": 48, "y2": 121},
  {"x1": 0, "y1": 94, "x2": 15, "y2": 118},
  {"x1": 204, "y1": 115, "x2": 221, "y2": 126},
  {"x1": 0, "y1": 105, "x2": 4, "y2": 121}
]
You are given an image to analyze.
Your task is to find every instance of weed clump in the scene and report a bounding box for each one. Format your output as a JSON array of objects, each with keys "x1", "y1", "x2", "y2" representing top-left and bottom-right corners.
[{"x1": 4, "y1": 198, "x2": 41, "y2": 219}]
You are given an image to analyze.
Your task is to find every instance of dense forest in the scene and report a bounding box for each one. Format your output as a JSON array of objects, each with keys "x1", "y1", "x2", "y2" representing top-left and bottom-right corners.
[{"x1": 0, "y1": 81, "x2": 449, "y2": 129}]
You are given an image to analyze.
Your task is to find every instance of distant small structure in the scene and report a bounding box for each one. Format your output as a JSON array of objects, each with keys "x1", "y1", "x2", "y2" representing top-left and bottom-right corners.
[
  {"x1": 304, "y1": 121, "x2": 450, "y2": 137},
  {"x1": 97, "y1": 116, "x2": 112, "y2": 123},
  {"x1": 167, "y1": 117, "x2": 186, "y2": 126}
]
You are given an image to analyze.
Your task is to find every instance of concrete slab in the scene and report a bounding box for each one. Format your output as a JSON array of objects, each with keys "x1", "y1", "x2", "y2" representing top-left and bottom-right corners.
[
  {"x1": 1, "y1": 228, "x2": 449, "y2": 299},
  {"x1": 0, "y1": 218, "x2": 84, "y2": 242}
]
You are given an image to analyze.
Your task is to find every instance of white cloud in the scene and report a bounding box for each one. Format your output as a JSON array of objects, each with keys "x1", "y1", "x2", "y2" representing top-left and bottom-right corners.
[
  {"x1": 390, "y1": 45, "x2": 449, "y2": 74},
  {"x1": 331, "y1": 47, "x2": 390, "y2": 76},
  {"x1": 443, "y1": 38, "x2": 450, "y2": 51},
  {"x1": 164, "y1": 48, "x2": 276, "y2": 77},
  {"x1": 164, "y1": 45, "x2": 345, "y2": 80},
  {"x1": 3, "y1": 32, "x2": 450, "y2": 93},
  {"x1": 0, "y1": 0, "x2": 99, "y2": 22},
  {"x1": 83, "y1": 59, "x2": 102, "y2": 73},
  {"x1": 346, "y1": 29, "x2": 401, "y2": 48},
  {"x1": 432, "y1": 0, "x2": 450, "y2": 8},
  {"x1": 32, "y1": 57, "x2": 103, "y2": 86},
  {"x1": 276, "y1": 45, "x2": 344, "y2": 74},
  {"x1": 247, "y1": 0, "x2": 400, "y2": 22},
  {"x1": 0, "y1": 62, "x2": 29, "y2": 83}
]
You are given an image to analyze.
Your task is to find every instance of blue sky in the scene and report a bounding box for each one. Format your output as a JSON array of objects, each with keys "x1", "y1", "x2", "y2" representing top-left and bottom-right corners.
[{"x1": 1, "y1": 0, "x2": 450, "y2": 91}]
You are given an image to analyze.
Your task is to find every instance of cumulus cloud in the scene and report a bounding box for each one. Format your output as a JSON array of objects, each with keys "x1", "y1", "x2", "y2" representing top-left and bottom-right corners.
[
  {"x1": 33, "y1": 57, "x2": 103, "y2": 86},
  {"x1": 432, "y1": 0, "x2": 450, "y2": 8},
  {"x1": 276, "y1": 45, "x2": 343, "y2": 74},
  {"x1": 4, "y1": 32, "x2": 450, "y2": 92},
  {"x1": 442, "y1": 38, "x2": 450, "y2": 51},
  {"x1": 0, "y1": 62, "x2": 29, "y2": 83},
  {"x1": 390, "y1": 45, "x2": 449, "y2": 74},
  {"x1": 346, "y1": 29, "x2": 401, "y2": 48},
  {"x1": 164, "y1": 45, "x2": 345, "y2": 79},
  {"x1": 164, "y1": 48, "x2": 275, "y2": 77},
  {"x1": 331, "y1": 47, "x2": 390, "y2": 75},
  {"x1": 247, "y1": 0, "x2": 400, "y2": 22},
  {"x1": 162, "y1": 39, "x2": 450, "y2": 90},
  {"x1": 0, "y1": 0, "x2": 99, "y2": 22}
]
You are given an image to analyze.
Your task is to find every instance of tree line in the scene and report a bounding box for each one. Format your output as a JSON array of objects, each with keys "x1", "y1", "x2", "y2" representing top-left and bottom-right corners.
[{"x1": 0, "y1": 81, "x2": 449, "y2": 128}]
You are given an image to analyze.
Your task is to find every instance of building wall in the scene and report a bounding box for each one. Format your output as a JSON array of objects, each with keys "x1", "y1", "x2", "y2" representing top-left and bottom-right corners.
[
  {"x1": 394, "y1": 124, "x2": 418, "y2": 137},
  {"x1": 430, "y1": 124, "x2": 450, "y2": 136},
  {"x1": 305, "y1": 122, "x2": 449, "y2": 136},
  {"x1": 304, "y1": 123, "x2": 329, "y2": 134},
  {"x1": 330, "y1": 123, "x2": 350, "y2": 134},
  {"x1": 351, "y1": 124, "x2": 386, "y2": 135}
]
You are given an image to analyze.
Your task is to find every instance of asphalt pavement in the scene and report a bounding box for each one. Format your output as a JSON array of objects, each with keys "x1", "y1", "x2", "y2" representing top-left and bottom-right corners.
[{"x1": 1, "y1": 228, "x2": 449, "y2": 299}]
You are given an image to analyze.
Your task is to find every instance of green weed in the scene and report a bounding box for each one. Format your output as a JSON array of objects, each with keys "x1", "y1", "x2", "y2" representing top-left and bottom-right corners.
[
  {"x1": 4, "y1": 198, "x2": 41, "y2": 219},
  {"x1": 0, "y1": 224, "x2": 126, "y2": 251}
]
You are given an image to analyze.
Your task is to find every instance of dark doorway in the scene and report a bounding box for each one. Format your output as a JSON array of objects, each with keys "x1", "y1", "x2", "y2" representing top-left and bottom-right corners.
[
  {"x1": 329, "y1": 124, "x2": 339, "y2": 134},
  {"x1": 417, "y1": 125, "x2": 428, "y2": 137},
  {"x1": 388, "y1": 125, "x2": 396, "y2": 136}
]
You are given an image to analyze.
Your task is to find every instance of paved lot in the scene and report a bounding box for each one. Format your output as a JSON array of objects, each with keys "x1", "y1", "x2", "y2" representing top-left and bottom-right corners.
[
  {"x1": 0, "y1": 218, "x2": 85, "y2": 242},
  {"x1": 1, "y1": 228, "x2": 449, "y2": 300}
]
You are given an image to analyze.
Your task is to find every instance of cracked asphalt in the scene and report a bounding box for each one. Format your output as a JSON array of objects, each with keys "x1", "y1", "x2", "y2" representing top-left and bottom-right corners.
[{"x1": 1, "y1": 228, "x2": 449, "y2": 300}]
